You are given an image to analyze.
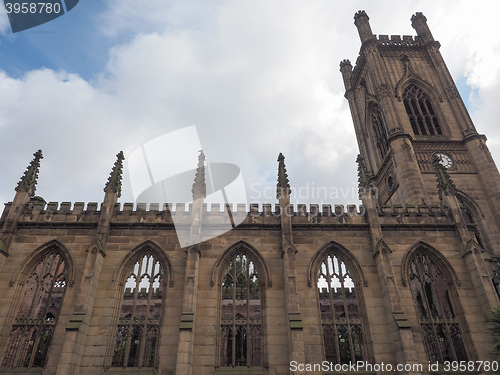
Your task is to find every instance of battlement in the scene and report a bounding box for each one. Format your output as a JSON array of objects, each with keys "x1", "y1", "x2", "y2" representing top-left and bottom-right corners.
[
  {"x1": 3, "y1": 201, "x2": 451, "y2": 216},
  {"x1": 376, "y1": 34, "x2": 422, "y2": 47},
  {"x1": 375, "y1": 203, "x2": 452, "y2": 226},
  {"x1": 346, "y1": 32, "x2": 425, "y2": 92},
  {"x1": 0, "y1": 200, "x2": 457, "y2": 229},
  {"x1": 7, "y1": 201, "x2": 366, "y2": 217},
  {"x1": 0, "y1": 201, "x2": 367, "y2": 227},
  {"x1": 377, "y1": 203, "x2": 448, "y2": 217}
]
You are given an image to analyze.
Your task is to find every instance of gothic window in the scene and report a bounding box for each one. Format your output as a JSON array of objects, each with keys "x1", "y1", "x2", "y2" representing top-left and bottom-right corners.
[
  {"x1": 219, "y1": 252, "x2": 263, "y2": 367},
  {"x1": 317, "y1": 254, "x2": 366, "y2": 364},
  {"x1": 409, "y1": 252, "x2": 468, "y2": 362},
  {"x1": 371, "y1": 104, "x2": 389, "y2": 158},
  {"x1": 1, "y1": 251, "x2": 67, "y2": 368},
  {"x1": 112, "y1": 251, "x2": 164, "y2": 368},
  {"x1": 403, "y1": 84, "x2": 443, "y2": 135}
]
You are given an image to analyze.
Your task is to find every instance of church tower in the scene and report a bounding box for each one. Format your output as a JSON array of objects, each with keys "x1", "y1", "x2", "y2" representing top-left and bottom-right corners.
[{"x1": 340, "y1": 11, "x2": 500, "y2": 252}]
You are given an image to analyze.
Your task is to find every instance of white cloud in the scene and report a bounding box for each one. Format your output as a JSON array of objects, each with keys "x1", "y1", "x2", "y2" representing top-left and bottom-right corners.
[
  {"x1": 0, "y1": 6, "x2": 11, "y2": 35},
  {"x1": 1, "y1": 1, "x2": 500, "y2": 209}
]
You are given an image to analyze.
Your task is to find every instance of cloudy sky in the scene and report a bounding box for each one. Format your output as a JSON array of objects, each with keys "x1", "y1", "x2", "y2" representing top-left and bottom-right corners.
[{"x1": 0, "y1": 0, "x2": 499, "y2": 210}]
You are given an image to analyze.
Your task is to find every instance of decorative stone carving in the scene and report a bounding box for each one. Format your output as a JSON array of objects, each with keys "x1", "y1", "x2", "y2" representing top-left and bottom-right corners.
[
  {"x1": 444, "y1": 84, "x2": 460, "y2": 100},
  {"x1": 377, "y1": 83, "x2": 390, "y2": 99}
]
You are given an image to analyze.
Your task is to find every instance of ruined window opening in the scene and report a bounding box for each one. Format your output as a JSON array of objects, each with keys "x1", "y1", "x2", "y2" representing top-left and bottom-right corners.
[
  {"x1": 112, "y1": 251, "x2": 164, "y2": 368},
  {"x1": 409, "y1": 252, "x2": 468, "y2": 362},
  {"x1": 317, "y1": 254, "x2": 366, "y2": 364},
  {"x1": 371, "y1": 104, "x2": 389, "y2": 159},
  {"x1": 219, "y1": 253, "x2": 263, "y2": 367},
  {"x1": 1, "y1": 251, "x2": 67, "y2": 368},
  {"x1": 403, "y1": 84, "x2": 443, "y2": 136}
]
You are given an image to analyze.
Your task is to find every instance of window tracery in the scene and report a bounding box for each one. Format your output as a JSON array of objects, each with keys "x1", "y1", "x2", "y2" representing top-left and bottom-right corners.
[
  {"x1": 371, "y1": 104, "x2": 389, "y2": 158},
  {"x1": 403, "y1": 84, "x2": 443, "y2": 135},
  {"x1": 112, "y1": 251, "x2": 164, "y2": 368},
  {"x1": 1, "y1": 251, "x2": 67, "y2": 368},
  {"x1": 317, "y1": 253, "x2": 366, "y2": 364},
  {"x1": 219, "y1": 252, "x2": 263, "y2": 367},
  {"x1": 408, "y1": 252, "x2": 468, "y2": 362}
]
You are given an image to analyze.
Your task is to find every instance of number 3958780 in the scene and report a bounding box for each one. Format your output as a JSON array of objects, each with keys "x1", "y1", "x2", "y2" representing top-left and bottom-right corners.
[{"x1": 5, "y1": 2, "x2": 62, "y2": 14}]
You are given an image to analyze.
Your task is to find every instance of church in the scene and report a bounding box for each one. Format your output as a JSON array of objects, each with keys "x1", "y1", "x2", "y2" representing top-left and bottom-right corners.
[{"x1": 0, "y1": 10, "x2": 499, "y2": 375}]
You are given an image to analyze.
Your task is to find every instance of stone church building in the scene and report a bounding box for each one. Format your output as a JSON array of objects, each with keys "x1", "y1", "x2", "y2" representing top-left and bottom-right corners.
[{"x1": 0, "y1": 10, "x2": 499, "y2": 375}]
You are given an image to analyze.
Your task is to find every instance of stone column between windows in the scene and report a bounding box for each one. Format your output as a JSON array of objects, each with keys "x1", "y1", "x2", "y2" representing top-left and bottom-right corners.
[
  {"x1": 55, "y1": 168, "x2": 120, "y2": 375},
  {"x1": 55, "y1": 246, "x2": 105, "y2": 375},
  {"x1": 363, "y1": 190, "x2": 420, "y2": 374},
  {"x1": 279, "y1": 198, "x2": 306, "y2": 372},
  {"x1": 175, "y1": 245, "x2": 200, "y2": 375}
]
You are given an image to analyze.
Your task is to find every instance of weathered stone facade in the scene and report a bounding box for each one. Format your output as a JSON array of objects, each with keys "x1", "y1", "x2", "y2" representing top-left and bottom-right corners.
[{"x1": 0, "y1": 10, "x2": 499, "y2": 375}]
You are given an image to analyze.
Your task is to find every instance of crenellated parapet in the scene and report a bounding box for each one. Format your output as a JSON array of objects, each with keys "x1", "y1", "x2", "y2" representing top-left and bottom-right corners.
[
  {"x1": 377, "y1": 34, "x2": 423, "y2": 48},
  {"x1": 0, "y1": 200, "x2": 459, "y2": 229},
  {"x1": 16, "y1": 201, "x2": 102, "y2": 225},
  {"x1": 346, "y1": 33, "x2": 427, "y2": 92},
  {"x1": 376, "y1": 203, "x2": 453, "y2": 227}
]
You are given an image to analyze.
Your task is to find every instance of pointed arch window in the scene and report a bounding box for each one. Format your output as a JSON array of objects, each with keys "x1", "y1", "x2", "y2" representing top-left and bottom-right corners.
[
  {"x1": 371, "y1": 104, "x2": 389, "y2": 158},
  {"x1": 112, "y1": 251, "x2": 165, "y2": 368},
  {"x1": 219, "y1": 252, "x2": 263, "y2": 367},
  {"x1": 317, "y1": 253, "x2": 367, "y2": 364},
  {"x1": 409, "y1": 252, "x2": 468, "y2": 362},
  {"x1": 1, "y1": 251, "x2": 67, "y2": 368},
  {"x1": 403, "y1": 84, "x2": 443, "y2": 135}
]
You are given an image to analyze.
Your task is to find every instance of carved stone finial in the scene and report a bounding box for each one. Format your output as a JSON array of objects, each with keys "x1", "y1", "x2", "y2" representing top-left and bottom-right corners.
[
  {"x1": 411, "y1": 12, "x2": 434, "y2": 43},
  {"x1": 356, "y1": 154, "x2": 372, "y2": 189},
  {"x1": 410, "y1": 12, "x2": 426, "y2": 24},
  {"x1": 340, "y1": 60, "x2": 353, "y2": 91},
  {"x1": 16, "y1": 149, "x2": 43, "y2": 196},
  {"x1": 433, "y1": 154, "x2": 456, "y2": 200},
  {"x1": 354, "y1": 10, "x2": 369, "y2": 21},
  {"x1": 354, "y1": 10, "x2": 374, "y2": 44},
  {"x1": 192, "y1": 150, "x2": 206, "y2": 199},
  {"x1": 339, "y1": 59, "x2": 352, "y2": 69},
  {"x1": 276, "y1": 153, "x2": 291, "y2": 199},
  {"x1": 104, "y1": 151, "x2": 125, "y2": 197}
]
